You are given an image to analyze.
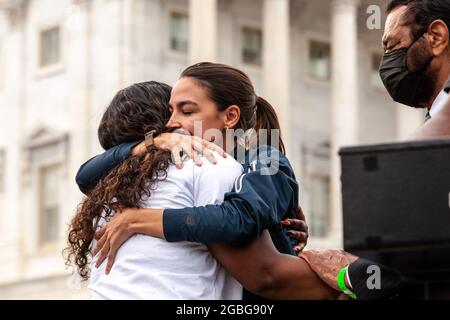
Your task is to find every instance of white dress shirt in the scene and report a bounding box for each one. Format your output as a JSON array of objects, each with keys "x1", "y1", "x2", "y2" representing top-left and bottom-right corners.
[{"x1": 429, "y1": 89, "x2": 449, "y2": 118}]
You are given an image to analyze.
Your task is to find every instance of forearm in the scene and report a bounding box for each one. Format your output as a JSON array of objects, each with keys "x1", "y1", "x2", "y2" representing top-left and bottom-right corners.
[
  {"x1": 163, "y1": 201, "x2": 261, "y2": 245},
  {"x1": 162, "y1": 148, "x2": 299, "y2": 245},
  {"x1": 128, "y1": 208, "x2": 165, "y2": 239},
  {"x1": 127, "y1": 203, "x2": 261, "y2": 245},
  {"x1": 209, "y1": 232, "x2": 338, "y2": 300},
  {"x1": 76, "y1": 141, "x2": 138, "y2": 193},
  {"x1": 259, "y1": 254, "x2": 339, "y2": 300}
]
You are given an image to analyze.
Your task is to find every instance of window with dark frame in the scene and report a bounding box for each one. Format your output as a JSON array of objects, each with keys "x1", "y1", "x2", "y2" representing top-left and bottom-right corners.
[
  {"x1": 39, "y1": 26, "x2": 61, "y2": 68},
  {"x1": 170, "y1": 12, "x2": 188, "y2": 53},
  {"x1": 241, "y1": 27, "x2": 262, "y2": 66},
  {"x1": 301, "y1": 140, "x2": 331, "y2": 239},
  {"x1": 309, "y1": 175, "x2": 330, "y2": 238},
  {"x1": 309, "y1": 40, "x2": 331, "y2": 81},
  {"x1": 39, "y1": 165, "x2": 61, "y2": 245}
]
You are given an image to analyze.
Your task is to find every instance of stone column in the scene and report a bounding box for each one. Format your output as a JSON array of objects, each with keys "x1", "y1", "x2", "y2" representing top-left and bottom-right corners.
[
  {"x1": 189, "y1": 0, "x2": 218, "y2": 63},
  {"x1": 0, "y1": 0, "x2": 27, "y2": 281},
  {"x1": 263, "y1": 0, "x2": 291, "y2": 156},
  {"x1": 330, "y1": 0, "x2": 360, "y2": 247}
]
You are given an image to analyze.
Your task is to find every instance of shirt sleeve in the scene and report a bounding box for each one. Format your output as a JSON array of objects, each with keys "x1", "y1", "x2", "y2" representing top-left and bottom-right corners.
[
  {"x1": 347, "y1": 258, "x2": 413, "y2": 300},
  {"x1": 162, "y1": 145, "x2": 299, "y2": 246},
  {"x1": 75, "y1": 141, "x2": 139, "y2": 194}
]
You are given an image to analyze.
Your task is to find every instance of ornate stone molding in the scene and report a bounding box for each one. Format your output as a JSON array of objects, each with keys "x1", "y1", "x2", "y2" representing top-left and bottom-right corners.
[
  {"x1": 22, "y1": 127, "x2": 70, "y2": 187},
  {"x1": 0, "y1": 0, "x2": 28, "y2": 29},
  {"x1": 71, "y1": 0, "x2": 92, "y2": 9}
]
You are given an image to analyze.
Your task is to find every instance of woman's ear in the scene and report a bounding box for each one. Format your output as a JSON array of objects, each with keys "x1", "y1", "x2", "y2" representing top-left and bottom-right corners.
[
  {"x1": 222, "y1": 105, "x2": 241, "y2": 129},
  {"x1": 427, "y1": 20, "x2": 450, "y2": 56}
]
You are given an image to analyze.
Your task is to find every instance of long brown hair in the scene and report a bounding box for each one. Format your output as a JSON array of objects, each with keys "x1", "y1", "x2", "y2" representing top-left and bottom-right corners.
[
  {"x1": 65, "y1": 81, "x2": 172, "y2": 280},
  {"x1": 181, "y1": 62, "x2": 286, "y2": 154}
]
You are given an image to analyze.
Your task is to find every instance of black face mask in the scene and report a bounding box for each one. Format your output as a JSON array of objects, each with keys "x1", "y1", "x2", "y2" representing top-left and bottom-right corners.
[{"x1": 379, "y1": 36, "x2": 435, "y2": 108}]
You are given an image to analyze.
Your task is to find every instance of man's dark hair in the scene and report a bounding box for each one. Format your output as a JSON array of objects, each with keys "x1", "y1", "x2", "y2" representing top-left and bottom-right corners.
[{"x1": 387, "y1": 0, "x2": 450, "y2": 39}]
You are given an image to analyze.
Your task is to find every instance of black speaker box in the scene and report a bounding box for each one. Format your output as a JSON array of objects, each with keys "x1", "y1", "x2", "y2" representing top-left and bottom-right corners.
[{"x1": 339, "y1": 139, "x2": 450, "y2": 281}]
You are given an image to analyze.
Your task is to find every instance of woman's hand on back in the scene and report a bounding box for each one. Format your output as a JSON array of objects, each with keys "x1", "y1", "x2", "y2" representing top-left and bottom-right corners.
[
  {"x1": 282, "y1": 206, "x2": 309, "y2": 254},
  {"x1": 92, "y1": 208, "x2": 164, "y2": 274},
  {"x1": 132, "y1": 132, "x2": 227, "y2": 169}
]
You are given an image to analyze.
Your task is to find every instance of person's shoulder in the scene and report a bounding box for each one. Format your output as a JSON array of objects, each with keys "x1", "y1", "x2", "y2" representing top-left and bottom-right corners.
[
  {"x1": 195, "y1": 151, "x2": 243, "y2": 181},
  {"x1": 191, "y1": 151, "x2": 243, "y2": 204},
  {"x1": 248, "y1": 145, "x2": 290, "y2": 165},
  {"x1": 216, "y1": 151, "x2": 243, "y2": 169},
  {"x1": 206, "y1": 151, "x2": 243, "y2": 174}
]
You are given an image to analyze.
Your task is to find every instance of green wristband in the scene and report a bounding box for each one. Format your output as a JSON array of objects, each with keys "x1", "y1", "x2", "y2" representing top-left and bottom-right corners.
[{"x1": 338, "y1": 265, "x2": 357, "y2": 299}]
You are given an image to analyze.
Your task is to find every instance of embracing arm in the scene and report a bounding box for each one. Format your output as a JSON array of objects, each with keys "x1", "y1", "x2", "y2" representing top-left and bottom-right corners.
[
  {"x1": 75, "y1": 133, "x2": 225, "y2": 194},
  {"x1": 93, "y1": 146, "x2": 304, "y2": 272},
  {"x1": 163, "y1": 146, "x2": 299, "y2": 246},
  {"x1": 94, "y1": 211, "x2": 334, "y2": 299},
  {"x1": 208, "y1": 232, "x2": 338, "y2": 300},
  {"x1": 76, "y1": 141, "x2": 138, "y2": 194}
]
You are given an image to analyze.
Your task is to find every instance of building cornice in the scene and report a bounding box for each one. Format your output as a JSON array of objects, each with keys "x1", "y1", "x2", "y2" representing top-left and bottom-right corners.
[{"x1": 0, "y1": 0, "x2": 28, "y2": 29}]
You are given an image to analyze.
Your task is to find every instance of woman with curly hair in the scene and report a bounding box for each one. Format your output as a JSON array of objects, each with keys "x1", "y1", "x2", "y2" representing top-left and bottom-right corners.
[
  {"x1": 66, "y1": 81, "x2": 246, "y2": 299},
  {"x1": 66, "y1": 71, "x2": 347, "y2": 300}
]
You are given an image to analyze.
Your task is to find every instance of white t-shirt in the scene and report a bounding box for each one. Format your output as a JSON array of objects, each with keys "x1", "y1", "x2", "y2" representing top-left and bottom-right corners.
[{"x1": 88, "y1": 152, "x2": 244, "y2": 300}]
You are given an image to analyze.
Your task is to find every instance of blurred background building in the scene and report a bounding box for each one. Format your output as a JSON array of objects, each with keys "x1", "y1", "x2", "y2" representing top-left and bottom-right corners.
[{"x1": 0, "y1": 0, "x2": 426, "y2": 299}]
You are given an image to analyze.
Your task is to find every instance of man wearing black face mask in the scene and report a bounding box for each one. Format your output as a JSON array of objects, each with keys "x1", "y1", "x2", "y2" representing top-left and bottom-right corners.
[
  {"x1": 380, "y1": 0, "x2": 450, "y2": 121},
  {"x1": 316, "y1": 0, "x2": 450, "y2": 300}
]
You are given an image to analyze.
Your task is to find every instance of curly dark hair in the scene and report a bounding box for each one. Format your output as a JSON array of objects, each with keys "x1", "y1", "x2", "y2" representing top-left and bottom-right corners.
[{"x1": 65, "y1": 81, "x2": 172, "y2": 280}]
